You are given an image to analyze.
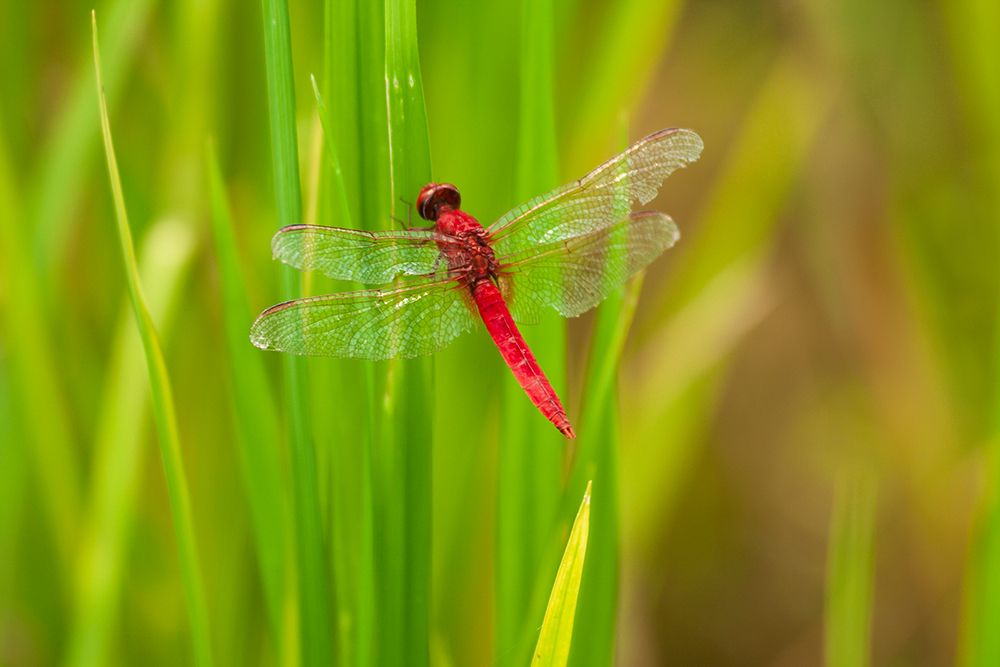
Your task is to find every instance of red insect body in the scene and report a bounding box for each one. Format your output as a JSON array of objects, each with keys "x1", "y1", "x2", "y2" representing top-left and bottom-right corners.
[
  {"x1": 472, "y1": 280, "x2": 575, "y2": 438},
  {"x1": 433, "y1": 203, "x2": 575, "y2": 438}
]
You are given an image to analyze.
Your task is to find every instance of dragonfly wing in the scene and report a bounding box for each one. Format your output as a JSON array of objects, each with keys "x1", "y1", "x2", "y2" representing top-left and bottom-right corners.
[
  {"x1": 488, "y1": 128, "x2": 701, "y2": 257},
  {"x1": 499, "y1": 211, "x2": 679, "y2": 321},
  {"x1": 271, "y1": 224, "x2": 448, "y2": 284},
  {"x1": 250, "y1": 278, "x2": 477, "y2": 359}
]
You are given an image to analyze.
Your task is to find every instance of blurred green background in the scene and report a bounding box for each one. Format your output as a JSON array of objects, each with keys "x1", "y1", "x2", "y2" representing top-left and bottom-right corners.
[{"x1": 1, "y1": 0, "x2": 998, "y2": 665}]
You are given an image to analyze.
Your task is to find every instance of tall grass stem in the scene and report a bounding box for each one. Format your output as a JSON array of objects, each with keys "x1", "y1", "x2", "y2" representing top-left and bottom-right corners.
[{"x1": 92, "y1": 12, "x2": 213, "y2": 666}]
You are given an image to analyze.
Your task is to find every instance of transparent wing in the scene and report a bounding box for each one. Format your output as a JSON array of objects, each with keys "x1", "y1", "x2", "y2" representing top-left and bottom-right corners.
[
  {"x1": 249, "y1": 277, "x2": 477, "y2": 359},
  {"x1": 499, "y1": 211, "x2": 679, "y2": 321},
  {"x1": 488, "y1": 128, "x2": 701, "y2": 257},
  {"x1": 271, "y1": 224, "x2": 450, "y2": 284}
]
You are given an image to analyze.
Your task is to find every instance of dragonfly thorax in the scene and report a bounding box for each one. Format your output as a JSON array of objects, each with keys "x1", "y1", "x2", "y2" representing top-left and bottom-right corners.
[
  {"x1": 417, "y1": 182, "x2": 461, "y2": 221},
  {"x1": 468, "y1": 241, "x2": 497, "y2": 276}
]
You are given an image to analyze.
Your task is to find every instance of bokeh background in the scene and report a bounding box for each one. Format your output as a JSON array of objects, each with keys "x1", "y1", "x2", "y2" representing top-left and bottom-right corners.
[{"x1": 1, "y1": 0, "x2": 998, "y2": 665}]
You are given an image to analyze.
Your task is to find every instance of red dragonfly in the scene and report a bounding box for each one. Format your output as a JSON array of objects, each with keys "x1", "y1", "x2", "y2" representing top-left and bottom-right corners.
[{"x1": 251, "y1": 128, "x2": 703, "y2": 438}]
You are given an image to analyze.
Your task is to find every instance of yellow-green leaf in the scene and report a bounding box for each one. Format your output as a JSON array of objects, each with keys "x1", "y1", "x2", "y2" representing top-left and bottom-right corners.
[{"x1": 532, "y1": 481, "x2": 593, "y2": 667}]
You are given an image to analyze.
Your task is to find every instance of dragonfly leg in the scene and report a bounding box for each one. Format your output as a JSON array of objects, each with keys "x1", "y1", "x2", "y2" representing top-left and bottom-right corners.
[
  {"x1": 390, "y1": 197, "x2": 423, "y2": 230},
  {"x1": 398, "y1": 195, "x2": 414, "y2": 228}
]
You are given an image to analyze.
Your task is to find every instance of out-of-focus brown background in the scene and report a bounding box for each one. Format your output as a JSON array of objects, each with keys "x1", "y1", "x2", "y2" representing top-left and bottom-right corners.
[{"x1": 610, "y1": 1, "x2": 995, "y2": 663}]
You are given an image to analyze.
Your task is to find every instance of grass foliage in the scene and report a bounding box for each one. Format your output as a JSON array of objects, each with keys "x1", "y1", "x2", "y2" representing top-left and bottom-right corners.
[
  {"x1": 824, "y1": 472, "x2": 876, "y2": 667},
  {"x1": 0, "y1": 0, "x2": 995, "y2": 664},
  {"x1": 533, "y1": 482, "x2": 592, "y2": 667},
  {"x1": 92, "y1": 13, "x2": 213, "y2": 666}
]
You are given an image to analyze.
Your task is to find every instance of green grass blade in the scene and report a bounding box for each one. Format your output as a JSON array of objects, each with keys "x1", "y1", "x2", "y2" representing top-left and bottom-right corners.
[
  {"x1": 0, "y1": 345, "x2": 26, "y2": 619},
  {"x1": 206, "y1": 145, "x2": 288, "y2": 656},
  {"x1": 322, "y1": 0, "x2": 382, "y2": 662},
  {"x1": 824, "y1": 472, "x2": 877, "y2": 667},
  {"x1": 0, "y1": 117, "x2": 79, "y2": 571},
  {"x1": 560, "y1": 120, "x2": 638, "y2": 667},
  {"x1": 417, "y1": 4, "x2": 521, "y2": 661},
  {"x1": 384, "y1": 0, "x2": 432, "y2": 228},
  {"x1": 944, "y1": 1, "x2": 1000, "y2": 662},
  {"x1": 324, "y1": 0, "x2": 361, "y2": 223},
  {"x1": 532, "y1": 481, "x2": 593, "y2": 667},
  {"x1": 384, "y1": 0, "x2": 434, "y2": 663},
  {"x1": 32, "y1": 0, "x2": 155, "y2": 270},
  {"x1": 355, "y1": 0, "x2": 390, "y2": 233},
  {"x1": 309, "y1": 76, "x2": 353, "y2": 227},
  {"x1": 576, "y1": 276, "x2": 645, "y2": 441},
  {"x1": 497, "y1": 0, "x2": 564, "y2": 662},
  {"x1": 92, "y1": 12, "x2": 213, "y2": 667},
  {"x1": 66, "y1": 217, "x2": 197, "y2": 667},
  {"x1": 325, "y1": 0, "x2": 390, "y2": 235},
  {"x1": 310, "y1": 76, "x2": 377, "y2": 667},
  {"x1": 328, "y1": 0, "x2": 401, "y2": 661},
  {"x1": 961, "y1": 441, "x2": 1000, "y2": 667},
  {"x1": 565, "y1": 271, "x2": 644, "y2": 667},
  {"x1": 259, "y1": 0, "x2": 334, "y2": 663}
]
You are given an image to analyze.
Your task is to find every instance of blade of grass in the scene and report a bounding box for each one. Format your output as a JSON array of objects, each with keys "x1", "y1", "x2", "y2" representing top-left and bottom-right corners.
[
  {"x1": 961, "y1": 441, "x2": 1000, "y2": 667},
  {"x1": 575, "y1": 267, "x2": 646, "y2": 445},
  {"x1": 0, "y1": 3, "x2": 29, "y2": 149},
  {"x1": 309, "y1": 77, "x2": 353, "y2": 227},
  {"x1": 824, "y1": 471, "x2": 877, "y2": 667},
  {"x1": 329, "y1": 0, "x2": 406, "y2": 662},
  {"x1": 0, "y1": 113, "x2": 79, "y2": 574},
  {"x1": 355, "y1": 0, "x2": 390, "y2": 233},
  {"x1": 258, "y1": 0, "x2": 334, "y2": 663},
  {"x1": 206, "y1": 145, "x2": 288, "y2": 658},
  {"x1": 385, "y1": 0, "x2": 434, "y2": 664},
  {"x1": 532, "y1": 481, "x2": 592, "y2": 667},
  {"x1": 298, "y1": 111, "x2": 341, "y2": 667},
  {"x1": 322, "y1": 0, "x2": 382, "y2": 662},
  {"x1": 944, "y1": 1, "x2": 1000, "y2": 662},
  {"x1": 92, "y1": 13, "x2": 213, "y2": 666},
  {"x1": 355, "y1": 10, "x2": 395, "y2": 589},
  {"x1": 73, "y1": 0, "x2": 226, "y2": 657},
  {"x1": 418, "y1": 3, "x2": 521, "y2": 662},
  {"x1": 561, "y1": 119, "x2": 636, "y2": 667},
  {"x1": 497, "y1": 0, "x2": 565, "y2": 663},
  {"x1": 325, "y1": 0, "x2": 390, "y2": 236},
  {"x1": 565, "y1": 271, "x2": 644, "y2": 667},
  {"x1": 0, "y1": 348, "x2": 26, "y2": 618},
  {"x1": 310, "y1": 76, "x2": 377, "y2": 667},
  {"x1": 32, "y1": 0, "x2": 156, "y2": 270},
  {"x1": 324, "y1": 0, "x2": 361, "y2": 223},
  {"x1": 66, "y1": 217, "x2": 198, "y2": 667}
]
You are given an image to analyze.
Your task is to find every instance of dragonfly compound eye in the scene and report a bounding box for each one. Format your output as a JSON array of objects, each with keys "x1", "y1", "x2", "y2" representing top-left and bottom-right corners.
[{"x1": 417, "y1": 183, "x2": 461, "y2": 221}]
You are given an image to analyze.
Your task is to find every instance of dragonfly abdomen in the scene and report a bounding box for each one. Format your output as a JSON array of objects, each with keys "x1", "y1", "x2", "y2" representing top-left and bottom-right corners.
[{"x1": 471, "y1": 279, "x2": 575, "y2": 439}]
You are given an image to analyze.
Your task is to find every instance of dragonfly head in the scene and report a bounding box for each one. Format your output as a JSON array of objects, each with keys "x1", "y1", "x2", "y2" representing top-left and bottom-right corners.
[{"x1": 417, "y1": 183, "x2": 461, "y2": 221}]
